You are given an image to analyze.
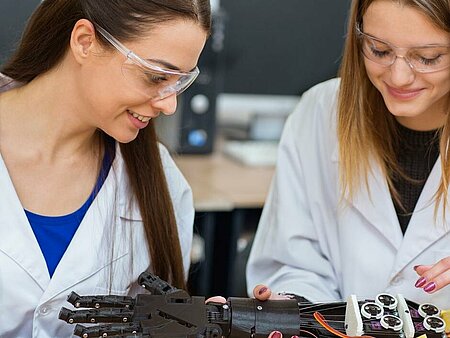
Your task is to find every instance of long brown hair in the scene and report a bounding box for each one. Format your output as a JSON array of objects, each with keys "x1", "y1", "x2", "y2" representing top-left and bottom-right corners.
[
  {"x1": 2, "y1": 0, "x2": 211, "y2": 289},
  {"x1": 337, "y1": 0, "x2": 450, "y2": 215}
]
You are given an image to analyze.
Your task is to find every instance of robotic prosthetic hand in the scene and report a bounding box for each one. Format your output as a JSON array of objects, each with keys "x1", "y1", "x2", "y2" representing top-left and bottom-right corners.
[{"x1": 59, "y1": 271, "x2": 448, "y2": 338}]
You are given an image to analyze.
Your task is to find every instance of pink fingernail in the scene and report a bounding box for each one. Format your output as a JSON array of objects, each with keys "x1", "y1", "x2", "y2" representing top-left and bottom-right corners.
[
  {"x1": 415, "y1": 277, "x2": 427, "y2": 288},
  {"x1": 270, "y1": 331, "x2": 282, "y2": 338},
  {"x1": 258, "y1": 287, "x2": 268, "y2": 295},
  {"x1": 424, "y1": 282, "x2": 436, "y2": 293},
  {"x1": 413, "y1": 265, "x2": 420, "y2": 271}
]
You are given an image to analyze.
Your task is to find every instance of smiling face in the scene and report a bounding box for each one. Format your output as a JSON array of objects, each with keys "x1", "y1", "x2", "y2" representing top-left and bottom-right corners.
[
  {"x1": 362, "y1": 0, "x2": 450, "y2": 130},
  {"x1": 79, "y1": 19, "x2": 207, "y2": 143}
]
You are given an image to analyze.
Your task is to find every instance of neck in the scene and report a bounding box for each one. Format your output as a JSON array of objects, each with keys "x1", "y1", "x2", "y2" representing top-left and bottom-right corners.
[{"x1": 0, "y1": 67, "x2": 98, "y2": 162}]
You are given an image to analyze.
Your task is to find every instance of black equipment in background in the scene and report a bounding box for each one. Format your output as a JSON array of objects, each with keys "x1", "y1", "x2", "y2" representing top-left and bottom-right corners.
[{"x1": 155, "y1": 10, "x2": 225, "y2": 154}]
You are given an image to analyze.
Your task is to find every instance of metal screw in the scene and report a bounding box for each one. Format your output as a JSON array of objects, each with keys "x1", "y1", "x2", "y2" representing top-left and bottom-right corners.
[
  {"x1": 257, "y1": 306, "x2": 262, "y2": 311},
  {"x1": 91, "y1": 318, "x2": 96, "y2": 323},
  {"x1": 75, "y1": 302, "x2": 80, "y2": 308},
  {"x1": 223, "y1": 305, "x2": 229, "y2": 310},
  {"x1": 69, "y1": 318, "x2": 74, "y2": 324},
  {"x1": 95, "y1": 303, "x2": 100, "y2": 309},
  {"x1": 123, "y1": 317, "x2": 128, "y2": 322}
]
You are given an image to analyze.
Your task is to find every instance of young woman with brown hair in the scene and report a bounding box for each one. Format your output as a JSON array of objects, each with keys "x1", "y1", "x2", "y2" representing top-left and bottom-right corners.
[
  {"x1": 0, "y1": 0, "x2": 210, "y2": 336},
  {"x1": 246, "y1": 0, "x2": 450, "y2": 331}
]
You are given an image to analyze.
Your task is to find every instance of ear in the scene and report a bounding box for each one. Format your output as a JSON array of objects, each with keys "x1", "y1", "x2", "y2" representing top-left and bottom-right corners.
[{"x1": 69, "y1": 19, "x2": 100, "y2": 64}]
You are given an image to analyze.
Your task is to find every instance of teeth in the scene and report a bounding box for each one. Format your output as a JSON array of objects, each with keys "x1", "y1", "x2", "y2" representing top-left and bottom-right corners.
[{"x1": 129, "y1": 110, "x2": 151, "y2": 123}]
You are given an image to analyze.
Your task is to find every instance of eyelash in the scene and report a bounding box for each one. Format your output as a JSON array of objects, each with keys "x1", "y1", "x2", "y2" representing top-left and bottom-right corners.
[
  {"x1": 370, "y1": 46, "x2": 442, "y2": 66},
  {"x1": 418, "y1": 55, "x2": 442, "y2": 66},
  {"x1": 145, "y1": 73, "x2": 168, "y2": 84},
  {"x1": 370, "y1": 48, "x2": 391, "y2": 58}
]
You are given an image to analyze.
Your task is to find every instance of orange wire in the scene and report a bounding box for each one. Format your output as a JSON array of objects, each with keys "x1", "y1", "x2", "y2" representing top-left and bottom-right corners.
[{"x1": 313, "y1": 311, "x2": 375, "y2": 338}]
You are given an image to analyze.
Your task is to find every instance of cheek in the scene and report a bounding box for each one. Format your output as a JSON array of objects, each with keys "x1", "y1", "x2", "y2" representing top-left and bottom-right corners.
[
  {"x1": 430, "y1": 72, "x2": 450, "y2": 96},
  {"x1": 364, "y1": 60, "x2": 385, "y2": 89},
  {"x1": 85, "y1": 73, "x2": 146, "y2": 114},
  {"x1": 364, "y1": 58, "x2": 383, "y2": 77}
]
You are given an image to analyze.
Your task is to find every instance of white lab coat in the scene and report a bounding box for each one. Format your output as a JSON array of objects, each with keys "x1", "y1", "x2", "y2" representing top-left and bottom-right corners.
[
  {"x1": 0, "y1": 75, "x2": 195, "y2": 338},
  {"x1": 247, "y1": 78, "x2": 450, "y2": 309}
]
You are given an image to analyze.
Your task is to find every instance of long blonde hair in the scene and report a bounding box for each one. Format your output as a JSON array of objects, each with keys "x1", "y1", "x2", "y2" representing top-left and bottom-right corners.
[{"x1": 337, "y1": 0, "x2": 450, "y2": 215}]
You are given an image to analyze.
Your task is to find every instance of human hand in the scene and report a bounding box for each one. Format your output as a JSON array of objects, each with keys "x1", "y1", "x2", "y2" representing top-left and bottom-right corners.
[{"x1": 414, "y1": 256, "x2": 450, "y2": 293}]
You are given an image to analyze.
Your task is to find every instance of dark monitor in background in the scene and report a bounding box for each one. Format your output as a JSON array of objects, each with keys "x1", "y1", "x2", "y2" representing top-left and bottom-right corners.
[
  {"x1": 0, "y1": 1, "x2": 41, "y2": 65},
  {"x1": 217, "y1": 0, "x2": 351, "y2": 139}
]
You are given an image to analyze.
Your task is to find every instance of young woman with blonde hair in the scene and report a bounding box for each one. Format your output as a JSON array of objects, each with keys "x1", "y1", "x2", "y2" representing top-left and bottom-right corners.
[{"x1": 246, "y1": 0, "x2": 450, "y2": 326}]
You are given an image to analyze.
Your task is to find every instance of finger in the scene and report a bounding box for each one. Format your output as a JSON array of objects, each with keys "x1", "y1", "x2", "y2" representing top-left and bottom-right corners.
[
  {"x1": 205, "y1": 296, "x2": 227, "y2": 304},
  {"x1": 253, "y1": 284, "x2": 272, "y2": 301},
  {"x1": 422, "y1": 269, "x2": 450, "y2": 294},
  {"x1": 415, "y1": 257, "x2": 450, "y2": 293},
  {"x1": 414, "y1": 264, "x2": 432, "y2": 276},
  {"x1": 418, "y1": 257, "x2": 450, "y2": 282},
  {"x1": 268, "y1": 331, "x2": 282, "y2": 338}
]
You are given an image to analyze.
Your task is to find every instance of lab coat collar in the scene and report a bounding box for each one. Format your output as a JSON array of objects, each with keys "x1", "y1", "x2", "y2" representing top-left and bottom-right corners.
[
  {"x1": 389, "y1": 159, "x2": 450, "y2": 279},
  {"x1": 332, "y1": 145, "x2": 403, "y2": 248},
  {"x1": 333, "y1": 146, "x2": 450, "y2": 277},
  {"x1": 346, "y1": 161, "x2": 404, "y2": 250},
  {"x1": 0, "y1": 146, "x2": 142, "y2": 302},
  {"x1": 0, "y1": 154, "x2": 50, "y2": 291},
  {"x1": 41, "y1": 146, "x2": 143, "y2": 303}
]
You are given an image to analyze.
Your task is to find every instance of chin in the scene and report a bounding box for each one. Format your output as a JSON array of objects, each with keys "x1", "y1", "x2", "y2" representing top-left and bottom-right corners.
[
  {"x1": 107, "y1": 131, "x2": 139, "y2": 144},
  {"x1": 384, "y1": 99, "x2": 423, "y2": 117}
]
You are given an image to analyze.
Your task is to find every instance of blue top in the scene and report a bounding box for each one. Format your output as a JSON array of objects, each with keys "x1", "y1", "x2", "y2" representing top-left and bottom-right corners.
[{"x1": 26, "y1": 143, "x2": 115, "y2": 277}]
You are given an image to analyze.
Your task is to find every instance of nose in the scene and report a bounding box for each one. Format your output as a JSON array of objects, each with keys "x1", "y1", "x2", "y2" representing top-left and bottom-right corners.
[
  {"x1": 151, "y1": 93, "x2": 178, "y2": 116},
  {"x1": 389, "y1": 56, "x2": 415, "y2": 87}
]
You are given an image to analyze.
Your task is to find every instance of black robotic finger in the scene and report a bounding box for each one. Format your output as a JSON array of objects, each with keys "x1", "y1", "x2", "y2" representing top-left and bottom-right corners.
[
  {"x1": 73, "y1": 323, "x2": 142, "y2": 338},
  {"x1": 138, "y1": 272, "x2": 179, "y2": 295},
  {"x1": 59, "y1": 307, "x2": 134, "y2": 324},
  {"x1": 67, "y1": 291, "x2": 135, "y2": 309}
]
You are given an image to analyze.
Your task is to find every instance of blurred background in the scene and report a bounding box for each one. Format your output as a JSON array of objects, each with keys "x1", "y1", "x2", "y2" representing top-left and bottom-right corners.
[{"x1": 0, "y1": 0, "x2": 351, "y2": 297}]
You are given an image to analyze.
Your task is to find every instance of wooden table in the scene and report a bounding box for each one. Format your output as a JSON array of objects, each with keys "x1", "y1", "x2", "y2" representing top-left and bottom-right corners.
[{"x1": 174, "y1": 152, "x2": 275, "y2": 211}]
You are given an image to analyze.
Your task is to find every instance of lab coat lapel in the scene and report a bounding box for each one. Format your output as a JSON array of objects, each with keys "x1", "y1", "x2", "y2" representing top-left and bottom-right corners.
[
  {"x1": 389, "y1": 159, "x2": 450, "y2": 278},
  {"x1": 41, "y1": 156, "x2": 130, "y2": 303},
  {"x1": 0, "y1": 154, "x2": 50, "y2": 290},
  {"x1": 345, "y1": 161, "x2": 403, "y2": 250}
]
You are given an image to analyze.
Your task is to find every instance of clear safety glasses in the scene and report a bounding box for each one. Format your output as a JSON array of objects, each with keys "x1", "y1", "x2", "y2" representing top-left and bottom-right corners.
[
  {"x1": 95, "y1": 25, "x2": 200, "y2": 100},
  {"x1": 356, "y1": 25, "x2": 450, "y2": 73}
]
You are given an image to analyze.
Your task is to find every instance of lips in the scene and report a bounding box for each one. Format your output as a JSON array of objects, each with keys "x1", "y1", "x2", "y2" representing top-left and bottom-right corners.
[
  {"x1": 127, "y1": 109, "x2": 152, "y2": 123},
  {"x1": 386, "y1": 84, "x2": 424, "y2": 100}
]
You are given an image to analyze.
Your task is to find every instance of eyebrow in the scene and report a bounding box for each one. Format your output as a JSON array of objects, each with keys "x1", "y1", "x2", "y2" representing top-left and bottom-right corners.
[
  {"x1": 363, "y1": 31, "x2": 450, "y2": 48},
  {"x1": 148, "y1": 58, "x2": 197, "y2": 73}
]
